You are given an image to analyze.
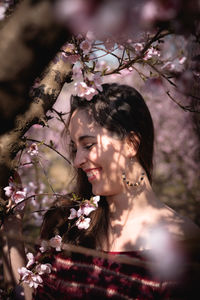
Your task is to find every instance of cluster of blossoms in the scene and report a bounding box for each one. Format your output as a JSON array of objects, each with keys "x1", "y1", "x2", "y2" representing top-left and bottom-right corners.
[
  {"x1": 4, "y1": 176, "x2": 27, "y2": 211},
  {"x1": 68, "y1": 195, "x2": 100, "y2": 229},
  {"x1": 18, "y1": 235, "x2": 62, "y2": 289},
  {"x1": 58, "y1": 33, "x2": 103, "y2": 101}
]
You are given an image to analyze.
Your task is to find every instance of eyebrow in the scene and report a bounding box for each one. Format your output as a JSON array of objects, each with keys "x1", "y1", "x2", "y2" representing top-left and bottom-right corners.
[{"x1": 78, "y1": 135, "x2": 96, "y2": 142}]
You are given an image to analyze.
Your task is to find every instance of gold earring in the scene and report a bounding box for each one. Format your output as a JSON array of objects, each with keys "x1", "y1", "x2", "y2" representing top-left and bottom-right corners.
[{"x1": 122, "y1": 172, "x2": 145, "y2": 187}]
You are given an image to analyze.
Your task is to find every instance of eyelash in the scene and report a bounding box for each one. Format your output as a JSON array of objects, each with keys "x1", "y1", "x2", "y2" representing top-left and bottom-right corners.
[
  {"x1": 71, "y1": 143, "x2": 95, "y2": 154},
  {"x1": 84, "y1": 143, "x2": 95, "y2": 150}
]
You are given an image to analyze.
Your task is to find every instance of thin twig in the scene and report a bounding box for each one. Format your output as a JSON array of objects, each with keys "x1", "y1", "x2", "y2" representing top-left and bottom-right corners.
[
  {"x1": 105, "y1": 29, "x2": 171, "y2": 76},
  {"x1": 166, "y1": 91, "x2": 200, "y2": 113},
  {"x1": 26, "y1": 138, "x2": 71, "y2": 165}
]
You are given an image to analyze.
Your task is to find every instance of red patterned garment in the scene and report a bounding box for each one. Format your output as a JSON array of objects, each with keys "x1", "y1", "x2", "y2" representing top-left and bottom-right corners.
[{"x1": 33, "y1": 249, "x2": 186, "y2": 300}]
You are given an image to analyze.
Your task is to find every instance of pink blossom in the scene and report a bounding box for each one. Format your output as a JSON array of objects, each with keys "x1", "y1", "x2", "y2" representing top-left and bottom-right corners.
[
  {"x1": 104, "y1": 38, "x2": 115, "y2": 51},
  {"x1": 141, "y1": 1, "x2": 158, "y2": 24},
  {"x1": 80, "y1": 39, "x2": 92, "y2": 55},
  {"x1": 13, "y1": 189, "x2": 27, "y2": 204},
  {"x1": 72, "y1": 64, "x2": 83, "y2": 81},
  {"x1": 92, "y1": 195, "x2": 100, "y2": 206},
  {"x1": 161, "y1": 57, "x2": 186, "y2": 73},
  {"x1": 76, "y1": 216, "x2": 91, "y2": 230},
  {"x1": 0, "y1": 5, "x2": 7, "y2": 21},
  {"x1": 91, "y1": 72, "x2": 103, "y2": 92},
  {"x1": 143, "y1": 47, "x2": 160, "y2": 60},
  {"x1": 86, "y1": 31, "x2": 96, "y2": 42},
  {"x1": 26, "y1": 252, "x2": 35, "y2": 268},
  {"x1": 86, "y1": 72, "x2": 103, "y2": 92},
  {"x1": 74, "y1": 81, "x2": 98, "y2": 101},
  {"x1": 77, "y1": 202, "x2": 96, "y2": 217},
  {"x1": 35, "y1": 263, "x2": 52, "y2": 275},
  {"x1": 18, "y1": 267, "x2": 43, "y2": 289},
  {"x1": 95, "y1": 60, "x2": 110, "y2": 72},
  {"x1": 141, "y1": 1, "x2": 176, "y2": 25},
  {"x1": 49, "y1": 235, "x2": 62, "y2": 251},
  {"x1": 39, "y1": 240, "x2": 49, "y2": 253},
  {"x1": 27, "y1": 143, "x2": 39, "y2": 156},
  {"x1": 68, "y1": 208, "x2": 77, "y2": 219},
  {"x1": 4, "y1": 185, "x2": 15, "y2": 197},
  {"x1": 132, "y1": 43, "x2": 144, "y2": 53}
]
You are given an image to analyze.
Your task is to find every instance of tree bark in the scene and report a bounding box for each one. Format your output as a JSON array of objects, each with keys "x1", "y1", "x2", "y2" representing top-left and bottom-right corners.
[{"x1": 0, "y1": 0, "x2": 69, "y2": 134}]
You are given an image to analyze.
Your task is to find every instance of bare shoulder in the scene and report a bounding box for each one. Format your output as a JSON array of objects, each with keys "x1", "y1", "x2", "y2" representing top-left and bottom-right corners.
[{"x1": 154, "y1": 204, "x2": 200, "y2": 242}]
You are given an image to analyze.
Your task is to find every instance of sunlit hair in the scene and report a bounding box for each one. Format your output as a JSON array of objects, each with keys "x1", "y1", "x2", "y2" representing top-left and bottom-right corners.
[{"x1": 41, "y1": 83, "x2": 154, "y2": 249}]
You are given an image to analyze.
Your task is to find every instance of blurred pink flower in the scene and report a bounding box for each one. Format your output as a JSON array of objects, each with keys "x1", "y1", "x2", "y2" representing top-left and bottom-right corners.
[
  {"x1": 80, "y1": 39, "x2": 92, "y2": 55},
  {"x1": 26, "y1": 252, "x2": 35, "y2": 268},
  {"x1": 39, "y1": 240, "x2": 50, "y2": 253},
  {"x1": 49, "y1": 235, "x2": 62, "y2": 251},
  {"x1": 68, "y1": 208, "x2": 77, "y2": 219},
  {"x1": 72, "y1": 64, "x2": 83, "y2": 81},
  {"x1": 143, "y1": 47, "x2": 160, "y2": 60},
  {"x1": 27, "y1": 143, "x2": 39, "y2": 157},
  {"x1": 132, "y1": 42, "x2": 144, "y2": 53},
  {"x1": 35, "y1": 263, "x2": 52, "y2": 275}
]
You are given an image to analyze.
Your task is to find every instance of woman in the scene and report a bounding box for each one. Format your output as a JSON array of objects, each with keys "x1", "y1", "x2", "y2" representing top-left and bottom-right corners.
[
  {"x1": 35, "y1": 83, "x2": 200, "y2": 299},
  {"x1": 3, "y1": 83, "x2": 200, "y2": 299}
]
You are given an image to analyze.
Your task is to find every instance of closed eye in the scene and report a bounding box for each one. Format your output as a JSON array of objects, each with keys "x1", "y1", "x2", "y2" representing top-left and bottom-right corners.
[{"x1": 84, "y1": 143, "x2": 95, "y2": 150}]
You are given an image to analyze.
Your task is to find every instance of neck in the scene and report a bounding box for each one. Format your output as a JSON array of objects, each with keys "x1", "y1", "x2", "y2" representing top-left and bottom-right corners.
[{"x1": 106, "y1": 177, "x2": 158, "y2": 226}]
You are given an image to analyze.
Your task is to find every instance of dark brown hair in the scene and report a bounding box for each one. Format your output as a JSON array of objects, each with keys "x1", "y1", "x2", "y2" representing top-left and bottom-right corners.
[{"x1": 41, "y1": 83, "x2": 154, "y2": 249}]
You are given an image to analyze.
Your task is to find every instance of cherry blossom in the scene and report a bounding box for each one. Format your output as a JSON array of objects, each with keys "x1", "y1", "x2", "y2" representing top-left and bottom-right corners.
[
  {"x1": 132, "y1": 42, "x2": 144, "y2": 53},
  {"x1": 0, "y1": 3, "x2": 9, "y2": 21},
  {"x1": 72, "y1": 64, "x2": 83, "y2": 81},
  {"x1": 77, "y1": 202, "x2": 96, "y2": 217},
  {"x1": 49, "y1": 235, "x2": 62, "y2": 251},
  {"x1": 74, "y1": 81, "x2": 98, "y2": 101},
  {"x1": 4, "y1": 185, "x2": 15, "y2": 198},
  {"x1": 76, "y1": 216, "x2": 91, "y2": 230},
  {"x1": 80, "y1": 39, "x2": 92, "y2": 55},
  {"x1": 39, "y1": 240, "x2": 50, "y2": 253},
  {"x1": 13, "y1": 189, "x2": 27, "y2": 204},
  {"x1": 27, "y1": 143, "x2": 39, "y2": 156},
  {"x1": 35, "y1": 263, "x2": 52, "y2": 275},
  {"x1": 68, "y1": 208, "x2": 77, "y2": 219},
  {"x1": 143, "y1": 47, "x2": 160, "y2": 60},
  {"x1": 3, "y1": 176, "x2": 27, "y2": 210},
  {"x1": 18, "y1": 267, "x2": 43, "y2": 289},
  {"x1": 87, "y1": 72, "x2": 103, "y2": 92},
  {"x1": 161, "y1": 56, "x2": 187, "y2": 73},
  {"x1": 92, "y1": 195, "x2": 100, "y2": 206},
  {"x1": 26, "y1": 252, "x2": 35, "y2": 268}
]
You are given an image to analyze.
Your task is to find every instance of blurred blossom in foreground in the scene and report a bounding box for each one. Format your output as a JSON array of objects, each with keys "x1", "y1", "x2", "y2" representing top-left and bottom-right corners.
[{"x1": 145, "y1": 226, "x2": 184, "y2": 279}]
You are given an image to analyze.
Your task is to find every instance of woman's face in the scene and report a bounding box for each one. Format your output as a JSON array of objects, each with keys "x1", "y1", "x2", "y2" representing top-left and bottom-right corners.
[{"x1": 69, "y1": 109, "x2": 135, "y2": 196}]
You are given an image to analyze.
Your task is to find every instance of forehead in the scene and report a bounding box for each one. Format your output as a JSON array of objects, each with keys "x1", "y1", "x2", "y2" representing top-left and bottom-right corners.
[{"x1": 69, "y1": 109, "x2": 99, "y2": 140}]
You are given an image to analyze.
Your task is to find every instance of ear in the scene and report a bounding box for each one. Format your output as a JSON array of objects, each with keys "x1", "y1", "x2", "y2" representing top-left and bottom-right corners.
[{"x1": 125, "y1": 131, "x2": 140, "y2": 158}]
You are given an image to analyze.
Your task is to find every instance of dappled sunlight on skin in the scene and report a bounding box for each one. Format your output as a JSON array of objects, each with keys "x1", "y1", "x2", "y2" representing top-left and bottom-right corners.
[
  {"x1": 68, "y1": 106, "x2": 200, "y2": 271},
  {"x1": 68, "y1": 109, "x2": 148, "y2": 225},
  {"x1": 119, "y1": 216, "x2": 190, "y2": 280}
]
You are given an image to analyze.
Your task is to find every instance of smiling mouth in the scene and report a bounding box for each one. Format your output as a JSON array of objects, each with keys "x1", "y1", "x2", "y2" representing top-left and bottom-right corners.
[{"x1": 85, "y1": 168, "x2": 101, "y2": 181}]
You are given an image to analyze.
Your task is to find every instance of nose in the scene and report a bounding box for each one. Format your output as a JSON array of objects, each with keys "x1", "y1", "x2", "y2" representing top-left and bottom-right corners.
[{"x1": 73, "y1": 148, "x2": 87, "y2": 169}]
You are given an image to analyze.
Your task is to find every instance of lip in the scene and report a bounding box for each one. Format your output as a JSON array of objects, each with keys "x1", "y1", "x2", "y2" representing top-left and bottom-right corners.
[{"x1": 84, "y1": 168, "x2": 101, "y2": 182}]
